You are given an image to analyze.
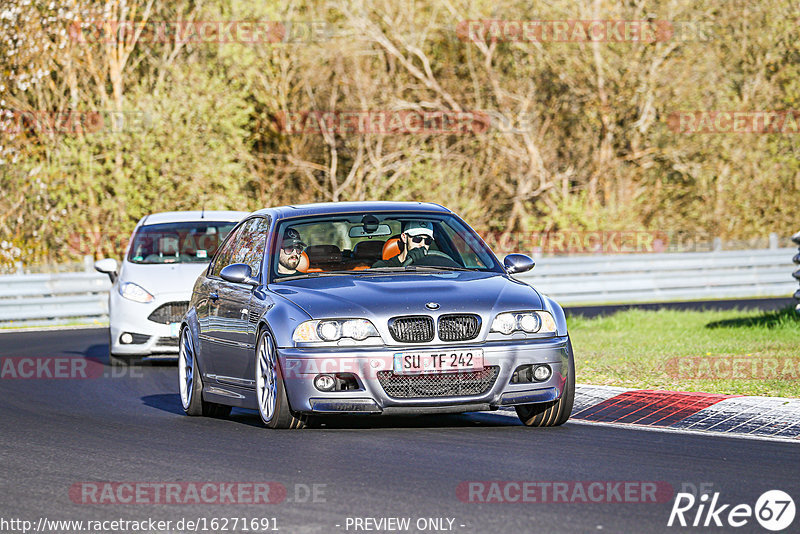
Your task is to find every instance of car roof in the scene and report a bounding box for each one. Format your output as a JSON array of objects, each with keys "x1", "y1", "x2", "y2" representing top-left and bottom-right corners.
[
  {"x1": 249, "y1": 201, "x2": 452, "y2": 220},
  {"x1": 138, "y1": 211, "x2": 250, "y2": 226}
]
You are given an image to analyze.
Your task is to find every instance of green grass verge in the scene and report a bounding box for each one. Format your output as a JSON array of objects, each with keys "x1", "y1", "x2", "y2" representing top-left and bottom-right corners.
[
  {"x1": 568, "y1": 306, "x2": 800, "y2": 398},
  {"x1": 0, "y1": 319, "x2": 108, "y2": 330}
]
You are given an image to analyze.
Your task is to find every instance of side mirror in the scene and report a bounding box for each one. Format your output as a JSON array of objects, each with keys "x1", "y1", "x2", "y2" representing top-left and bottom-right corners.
[
  {"x1": 220, "y1": 263, "x2": 259, "y2": 286},
  {"x1": 503, "y1": 254, "x2": 535, "y2": 275},
  {"x1": 94, "y1": 258, "x2": 118, "y2": 282}
]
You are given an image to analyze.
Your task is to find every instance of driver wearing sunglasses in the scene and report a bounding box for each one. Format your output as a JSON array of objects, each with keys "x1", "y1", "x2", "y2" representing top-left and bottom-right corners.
[
  {"x1": 276, "y1": 228, "x2": 306, "y2": 276},
  {"x1": 372, "y1": 221, "x2": 435, "y2": 268}
]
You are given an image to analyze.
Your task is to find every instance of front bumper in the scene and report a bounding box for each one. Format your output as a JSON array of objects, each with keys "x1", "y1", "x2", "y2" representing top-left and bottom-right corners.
[
  {"x1": 278, "y1": 336, "x2": 570, "y2": 415},
  {"x1": 109, "y1": 289, "x2": 188, "y2": 356}
]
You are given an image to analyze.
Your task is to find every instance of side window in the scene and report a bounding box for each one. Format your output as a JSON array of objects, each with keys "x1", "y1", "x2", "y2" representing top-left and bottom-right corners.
[
  {"x1": 441, "y1": 224, "x2": 488, "y2": 269},
  {"x1": 209, "y1": 224, "x2": 243, "y2": 278},
  {"x1": 229, "y1": 217, "x2": 270, "y2": 277}
]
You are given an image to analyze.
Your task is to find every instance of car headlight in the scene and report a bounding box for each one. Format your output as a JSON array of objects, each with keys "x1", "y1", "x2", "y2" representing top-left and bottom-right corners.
[
  {"x1": 119, "y1": 282, "x2": 155, "y2": 303},
  {"x1": 490, "y1": 311, "x2": 557, "y2": 336},
  {"x1": 293, "y1": 319, "x2": 380, "y2": 343}
]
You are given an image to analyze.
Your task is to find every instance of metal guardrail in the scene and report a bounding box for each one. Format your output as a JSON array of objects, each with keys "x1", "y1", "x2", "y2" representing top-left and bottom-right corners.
[
  {"x1": 516, "y1": 248, "x2": 797, "y2": 304},
  {"x1": 792, "y1": 232, "x2": 800, "y2": 313},
  {"x1": 0, "y1": 272, "x2": 110, "y2": 325},
  {"x1": 0, "y1": 248, "x2": 796, "y2": 327}
]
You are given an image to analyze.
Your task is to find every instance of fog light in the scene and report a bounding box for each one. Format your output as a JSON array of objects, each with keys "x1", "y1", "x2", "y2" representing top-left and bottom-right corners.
[
  {"x1": 314, "y1": 374, "x2": 336, "y2": 391},
  {"x1": 120, "y1": 333, "x2": 133, "y2": 344},
  {"x1": 533, "y1": 365, "x2": 551, "y2": 381}
]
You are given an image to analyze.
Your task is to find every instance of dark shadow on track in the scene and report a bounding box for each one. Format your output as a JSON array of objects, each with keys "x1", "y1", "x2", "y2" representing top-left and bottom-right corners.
[
  {"x1": 62, "y1": 340, "x2": 179, "y2": 367},
  {"x1": 307, "y1": 413, "x2": 517, "y2": 430},
  {"x1": 155, "y1": 400, "x2": 523, "y2": 429},
  {"x1": 63, "y1": 343, "x2": 109, "y2": 360},
  {"x1": 222, "y1": 409, "x2": 521, "y2": 430},
  {"x1": 567, "y1": 297, "x2": 795, "y2": 319},
  {"x1": 705, "y1": 306, "x2": 798, "y2": 329},
  {"x1": 141, "y1": 393, "x2": 185, "y2": 415}
]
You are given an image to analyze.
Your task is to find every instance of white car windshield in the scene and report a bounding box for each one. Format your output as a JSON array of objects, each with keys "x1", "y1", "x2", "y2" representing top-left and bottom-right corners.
[{"x1": 128, "y1": 221, "x2": 237, "y2": 264}]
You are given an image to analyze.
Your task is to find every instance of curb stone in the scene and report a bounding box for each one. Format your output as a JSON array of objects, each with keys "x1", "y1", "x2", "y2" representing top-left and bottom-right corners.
[{"x1": 501, "y1": 384, "x2": 800, "y2": 440}]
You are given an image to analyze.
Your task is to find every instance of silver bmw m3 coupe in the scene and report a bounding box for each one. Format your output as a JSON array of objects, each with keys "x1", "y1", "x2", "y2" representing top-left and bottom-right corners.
[{"x1": 179, "y1": 202, "x2": 575, "y2": 428}]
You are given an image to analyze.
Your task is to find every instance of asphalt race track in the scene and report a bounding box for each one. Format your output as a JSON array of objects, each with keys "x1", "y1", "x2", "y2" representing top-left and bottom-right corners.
[{"x1": 1, "y1": 328, "x2": 798, "y2": 534}]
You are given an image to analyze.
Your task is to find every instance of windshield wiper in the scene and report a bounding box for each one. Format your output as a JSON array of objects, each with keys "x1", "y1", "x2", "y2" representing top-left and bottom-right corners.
[
  {"x1": 407, "y1": 265, "x2": 475, "y2": 272},
  {"x1": 275, "y1": 266, "x2": 477, "y2": 281},
  {"x1": 275, "y1": 272, "x2": 352, "y2": 281}
]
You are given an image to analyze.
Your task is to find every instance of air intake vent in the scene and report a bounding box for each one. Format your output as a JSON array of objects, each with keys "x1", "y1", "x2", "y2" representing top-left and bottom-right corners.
[
  {"x1": 438, "y1": 314, "x2": 481, "y2": 341},
  {"x1": 388, "y1": 316, "x2": 434, "y2": 343},
  {"x1": 377, "y1": 366, "x2": 499, "y2": 398},
  {"x1": 156, "y1": 336, "x2": 179, "y2": 347},
  {"x1": 147, "y1": 301, "x2": 189, "y2": 324}
]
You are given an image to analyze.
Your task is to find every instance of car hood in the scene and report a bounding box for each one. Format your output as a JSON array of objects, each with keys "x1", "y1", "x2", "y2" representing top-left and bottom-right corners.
[
  {"x1": 119, "y1": 261, "x2": 209, "y2": 297},
  {"x1": 269, "y1": 271, "x2": 543, "y2": 319}
]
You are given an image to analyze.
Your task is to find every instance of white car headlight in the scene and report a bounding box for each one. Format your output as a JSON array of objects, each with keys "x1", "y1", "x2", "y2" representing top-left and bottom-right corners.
[
  {"x1": 119, "y1": 282, "x2": 155, "y2": 303},
  {"x1": 293, "y1": 319, "x2": 380, "y2": 343},
  {"x1": 491, "y1": 311, "x2": 557, "y2": 336}
]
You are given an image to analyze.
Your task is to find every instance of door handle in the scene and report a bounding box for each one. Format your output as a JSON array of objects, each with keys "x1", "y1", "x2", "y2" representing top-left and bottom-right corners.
[{"x1": 209, "y1": 292, "x2": 219, "y2": 301}]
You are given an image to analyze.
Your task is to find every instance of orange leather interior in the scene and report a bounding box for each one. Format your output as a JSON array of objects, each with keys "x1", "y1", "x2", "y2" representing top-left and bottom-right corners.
[{"x1": 382, "y1": 238, "x2": 401, "y2": 260}]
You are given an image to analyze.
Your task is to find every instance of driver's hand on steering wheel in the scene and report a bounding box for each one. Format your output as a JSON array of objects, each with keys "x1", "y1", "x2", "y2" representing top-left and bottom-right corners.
[{"x1": 404, "y1": 247, "x2": 427, "y2": 265}]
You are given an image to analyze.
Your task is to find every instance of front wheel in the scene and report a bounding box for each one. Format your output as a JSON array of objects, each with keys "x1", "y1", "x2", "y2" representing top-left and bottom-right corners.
[
  {"x1": 515, "y1": 339, "x2": 576, "y2": 427},
  {"x1": 179, "y1": 326, "x2": 231, "y2": 418},
  {"x1": 256, "y1": 329, "x2": 306, "y2": 429}
]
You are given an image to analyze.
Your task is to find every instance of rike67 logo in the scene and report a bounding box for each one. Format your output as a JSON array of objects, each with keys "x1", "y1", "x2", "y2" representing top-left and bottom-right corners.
[{"x1": 668, "y1": 490, "x2": 795, "y2": 531}]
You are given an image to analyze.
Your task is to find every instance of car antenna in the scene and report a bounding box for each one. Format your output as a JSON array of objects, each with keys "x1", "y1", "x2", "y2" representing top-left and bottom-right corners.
[{"x1": 201, "y1": 205, "x2": 205, "y2": 219}]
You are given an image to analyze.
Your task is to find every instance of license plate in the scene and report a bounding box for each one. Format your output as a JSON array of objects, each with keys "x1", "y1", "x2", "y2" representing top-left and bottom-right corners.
[
  {"x1": 393, "y1": 349, "x2": 484, "y2": 374},
  {"x1": 169, "y1": 323, "x2": 180, "y2": 337}
]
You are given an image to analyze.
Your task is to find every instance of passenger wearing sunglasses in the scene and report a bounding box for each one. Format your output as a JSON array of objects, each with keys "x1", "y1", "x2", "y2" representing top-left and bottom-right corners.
[
  {"x1": 276, "y1": 228, "x2": 307, "y2": 276},
  {"x1": 372, "y1": 221, "x2": 435, "y2": 268}
]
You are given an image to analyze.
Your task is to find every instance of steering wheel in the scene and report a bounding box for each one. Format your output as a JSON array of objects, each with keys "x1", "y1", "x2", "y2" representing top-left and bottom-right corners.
[{"x1": 413, "y1": 250, "x2": 462, "y2": 268}]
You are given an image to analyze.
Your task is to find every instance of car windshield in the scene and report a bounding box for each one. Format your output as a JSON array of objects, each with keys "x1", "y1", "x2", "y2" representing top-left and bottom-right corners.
[
  {"x1": 127, "y1": 221, "x2": 237, "y2": 264},
  {"x1": 271, "y1": 212, "x2": 503, "y2": 281}
]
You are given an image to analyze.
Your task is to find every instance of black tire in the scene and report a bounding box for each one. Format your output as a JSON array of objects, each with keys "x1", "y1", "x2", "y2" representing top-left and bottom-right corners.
[
  {"x1": 515, "y1": 339, "x2": 576, "y2": 427},
  {"x1": 179, "y1": 326, "x2": 231, "y2": 418},
  {"x1": 256, "y1": 329, "x2": 306, "y2": 429}
]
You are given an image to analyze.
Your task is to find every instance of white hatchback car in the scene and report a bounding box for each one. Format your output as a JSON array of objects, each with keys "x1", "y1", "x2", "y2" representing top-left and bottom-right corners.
[{"x1": 95, "y1": 211, "x2": 248, "y2": 365}]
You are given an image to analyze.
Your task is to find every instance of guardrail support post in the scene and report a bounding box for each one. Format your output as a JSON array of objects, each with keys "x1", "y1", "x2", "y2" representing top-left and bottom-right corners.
[{"x1": 792, "y1": 231, "x2": 800, "y2": 314}]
